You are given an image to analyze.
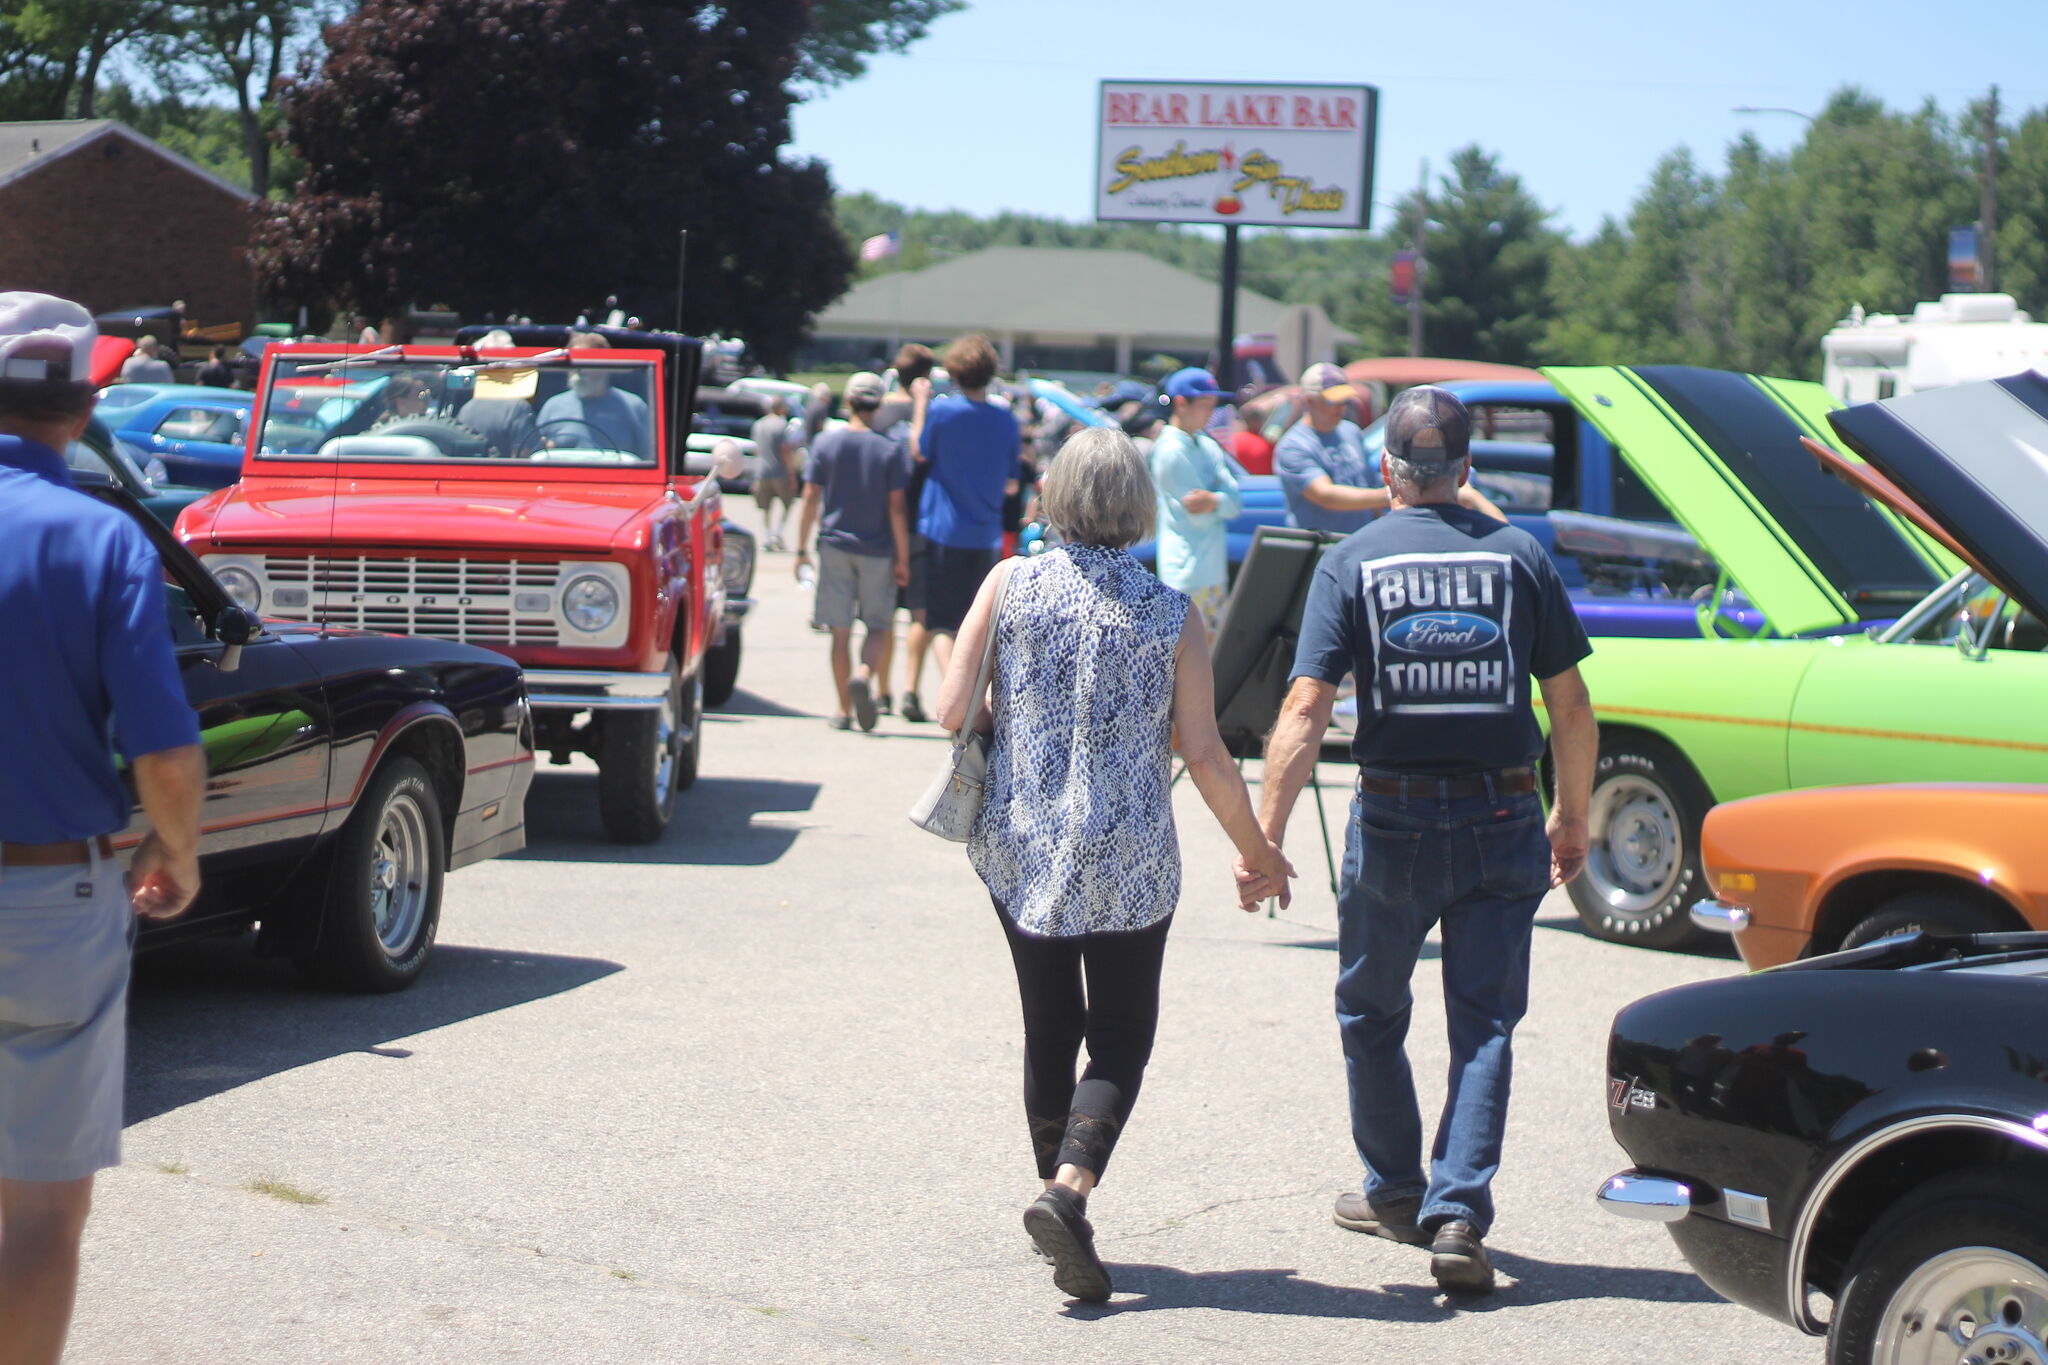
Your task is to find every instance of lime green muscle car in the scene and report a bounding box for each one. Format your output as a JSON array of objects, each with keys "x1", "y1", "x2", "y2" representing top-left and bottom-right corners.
[{"x1": 1538, "y1": 365, "x2": 2048, "y2": 949}]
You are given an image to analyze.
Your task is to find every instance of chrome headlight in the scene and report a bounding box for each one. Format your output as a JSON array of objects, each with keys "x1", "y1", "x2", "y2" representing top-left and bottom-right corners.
[
  {"x1": 722, "y1": 530, "x2": 755, "y2": 596},
  {"x1": 215, "y1": 565, "x2": 262, "y2": 612},
  {"x1": 562, "y1": 574, "x2": 621, "y2": 633}
]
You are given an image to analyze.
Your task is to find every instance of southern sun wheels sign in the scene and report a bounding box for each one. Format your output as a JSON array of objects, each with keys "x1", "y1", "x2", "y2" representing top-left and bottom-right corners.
[{"x1": 1096, "y1": 80, "x2": 1378, "y2": 229}]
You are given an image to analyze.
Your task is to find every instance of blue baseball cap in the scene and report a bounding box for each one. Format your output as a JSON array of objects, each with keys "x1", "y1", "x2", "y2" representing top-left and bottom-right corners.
[{"x1": 1159, "y1": 366, "x2": 1232, "y2": 403}]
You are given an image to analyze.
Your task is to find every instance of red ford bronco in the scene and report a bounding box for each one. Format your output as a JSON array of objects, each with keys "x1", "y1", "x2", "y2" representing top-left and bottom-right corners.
[{"x1": 176, "y1": 325, "x2": 740, "y2": 844}]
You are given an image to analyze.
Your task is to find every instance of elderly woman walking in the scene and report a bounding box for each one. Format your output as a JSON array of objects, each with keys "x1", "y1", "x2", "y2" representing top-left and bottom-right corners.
[{"x1": 936, "y1": 427, "x2": 1293, "y2": 1303}]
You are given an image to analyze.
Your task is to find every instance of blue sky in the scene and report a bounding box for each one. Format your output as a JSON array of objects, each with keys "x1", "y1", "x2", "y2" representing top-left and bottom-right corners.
[{"x1": 790, "y1": 0, "x2": 2045, "y2": 241}]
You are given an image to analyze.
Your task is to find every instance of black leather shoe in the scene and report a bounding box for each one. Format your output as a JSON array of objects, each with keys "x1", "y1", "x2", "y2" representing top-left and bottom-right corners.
[
  {"x1": 1023, "y1": 1187, "x2": 1112, "y2": 1302},
  {"x1": 1333, "y1": 1191, "x2": 1427, "y2": 1245},
  {"x1": 1428, "y1": 1219, "x2": 1495, "y2": 1293},
  {"x1": 900, "y1": 692, "x2": 928, "y2": 723}
]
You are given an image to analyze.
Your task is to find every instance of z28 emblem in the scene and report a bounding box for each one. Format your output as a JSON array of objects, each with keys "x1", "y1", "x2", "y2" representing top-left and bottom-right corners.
[{"x1": 1609, "y1": 1078, "x2": 1658, "y2": 1111}]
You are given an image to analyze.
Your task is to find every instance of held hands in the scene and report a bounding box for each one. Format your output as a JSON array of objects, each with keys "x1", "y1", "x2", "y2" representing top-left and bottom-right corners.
[
  {"x1": 129, "y1": 832, "x2": 198, "y2": 921},
  {"x1": 1182, "y1": 489, "x2": 1221, "y2": 515},
  {"x1": 1546, "y1": 808, "x2": 1589, "y2": 887},
  {"x1": 1233, "y1": 839, "x2": 1296, "y2": 911}
]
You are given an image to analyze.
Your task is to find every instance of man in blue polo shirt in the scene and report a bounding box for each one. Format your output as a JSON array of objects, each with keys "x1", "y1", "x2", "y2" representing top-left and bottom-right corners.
[{"x1": 0, "y1": 293, "x2": 204, "y2": 1365}]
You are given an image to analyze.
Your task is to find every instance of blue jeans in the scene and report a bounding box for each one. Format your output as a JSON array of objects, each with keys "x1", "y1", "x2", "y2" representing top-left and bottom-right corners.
[{"x1": 1335, "y1": 782, "x2": 1551, "y2": 1237}]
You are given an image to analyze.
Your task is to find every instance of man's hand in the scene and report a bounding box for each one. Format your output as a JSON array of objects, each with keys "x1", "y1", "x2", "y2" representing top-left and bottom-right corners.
[
  {"x1": 129, "y1": 831, "x2": 198, "y2": 921},
  {"x1": 893, "y1": 555, "x2": 911, "y2": 589},
  {"x1": 910, "y1": 376, "x2": 931, "y2": 403},
  {"x1": 1182, "y1": 488, "x2": 1220, "y2": 514},
  {"x1": 1233, "y1": 839, "x2": 1296, "y2": 910},
  {"x1": 1546, "y1": 807, "x2": 1589, "y2": 887},
  {"x1": 792, "y1": 549, "x2": 811, "y2": 582}
]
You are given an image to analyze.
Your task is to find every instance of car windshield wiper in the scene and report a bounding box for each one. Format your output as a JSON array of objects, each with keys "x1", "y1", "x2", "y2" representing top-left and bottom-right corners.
[{"x1": 1773, "y1": 929, "x2": 2048, "y2": 974}]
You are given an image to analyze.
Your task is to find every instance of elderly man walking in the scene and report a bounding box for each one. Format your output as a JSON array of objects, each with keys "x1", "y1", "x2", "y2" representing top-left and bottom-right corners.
[
  {"x1": 1243, "y1": 386, "x2": 1598, "y2": 1294},
  {"x1": 794, "y1": 372, "x2": 911, "y2": 731},
  {"x1": 0, "y1": 293, "x2": 204, "y2": 1364}
]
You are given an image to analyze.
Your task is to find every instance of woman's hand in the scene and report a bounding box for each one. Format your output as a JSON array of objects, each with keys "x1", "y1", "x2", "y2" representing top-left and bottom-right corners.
[
  {"x1": 1182, "y1": 488, "x2": 1220, "y2": 514},
  {"x1": 1233, "y1": 839, "x2": 1296, "y2": 911}
]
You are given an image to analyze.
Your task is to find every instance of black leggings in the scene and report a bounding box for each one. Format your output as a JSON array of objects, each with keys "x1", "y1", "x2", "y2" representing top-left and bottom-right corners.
[{"x1": 996, "y1": 903, "x2": 1173, "y2": 1182}]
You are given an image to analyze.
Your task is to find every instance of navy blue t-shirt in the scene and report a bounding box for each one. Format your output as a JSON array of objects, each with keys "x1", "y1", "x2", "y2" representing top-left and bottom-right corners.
[
  {"x1": 805, "y1": 426, "x2": 909, "y2": 558},
  {"x1": 1291, "y1": 504, "x2": 1591, "y2": 774}
]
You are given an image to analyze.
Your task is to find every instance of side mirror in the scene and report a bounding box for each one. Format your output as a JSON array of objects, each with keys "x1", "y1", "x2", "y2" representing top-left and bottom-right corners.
[{"x1": 213, "y1": 605, "x2": 260, "y2": 673}]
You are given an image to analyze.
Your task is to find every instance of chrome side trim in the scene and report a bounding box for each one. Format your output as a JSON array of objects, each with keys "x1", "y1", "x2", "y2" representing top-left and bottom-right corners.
[
  {"x1": 1690, "y1": 899, "x2": 1750, "y2": 933},
  {"x1": 1596, "y1": 1171, "x2": 1693, "y2": 1222},
  {"x1": 1784, "y1": 1114, "x2": 2048, "y2": 1334}
]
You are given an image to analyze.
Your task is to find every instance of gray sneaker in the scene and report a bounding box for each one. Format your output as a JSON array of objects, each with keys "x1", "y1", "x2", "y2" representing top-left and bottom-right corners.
[
  {"x1": 849, "y1": 675, "x2": 877, "y2": 732},
  {"x1": 1428, "y1": 1219, "x2": 1495, "y2": 1293},
  {"x1": 1333, "y1": 1191, "x2": 1427, "y2": 1245}
]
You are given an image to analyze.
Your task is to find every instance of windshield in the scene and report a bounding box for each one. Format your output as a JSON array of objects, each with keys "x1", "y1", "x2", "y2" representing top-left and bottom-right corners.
[
  {"x1": 1880, "y1": 571, "x2": 2048, "y2": 652},
  {"x1": 256, "y1": 357, "x2": 659, "y2": 468}
]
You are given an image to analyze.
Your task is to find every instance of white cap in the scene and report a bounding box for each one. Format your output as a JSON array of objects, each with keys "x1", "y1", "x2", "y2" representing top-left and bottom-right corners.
[{"x1": 0, "y1": 292, "x2": 95, "y2": 384}]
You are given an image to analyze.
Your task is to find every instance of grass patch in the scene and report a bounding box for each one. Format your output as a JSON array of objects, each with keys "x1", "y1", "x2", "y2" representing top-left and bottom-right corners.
[
  {"x1": 156, "y1": 1161, "x2": 189, "y2": 1175},
  {"x1": 246, "y1": 1177, "x2": 326, "y2": 1206}
]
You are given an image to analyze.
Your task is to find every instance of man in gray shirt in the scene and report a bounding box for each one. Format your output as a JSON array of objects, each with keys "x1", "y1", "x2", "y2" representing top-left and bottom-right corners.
[{"x1": 794, "y1": 371, "x2": 910, "y2": 731}]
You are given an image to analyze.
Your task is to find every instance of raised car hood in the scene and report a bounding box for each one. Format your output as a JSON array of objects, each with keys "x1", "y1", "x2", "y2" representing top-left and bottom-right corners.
[
  {"x1": 1544, "y1": 365, "x2": 1951, "y2": 636},
  {"x1": 1828, "y1": 370, "x2": 2048, "y2": 626},
  {"x1": 193, "y1": 478, "x2": 654, "y2": 554}
]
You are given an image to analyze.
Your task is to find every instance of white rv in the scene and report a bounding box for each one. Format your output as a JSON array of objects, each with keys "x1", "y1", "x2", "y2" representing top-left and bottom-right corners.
[{"x1": 1821, "y1": 293, "x2": 2048, "y2": 403}]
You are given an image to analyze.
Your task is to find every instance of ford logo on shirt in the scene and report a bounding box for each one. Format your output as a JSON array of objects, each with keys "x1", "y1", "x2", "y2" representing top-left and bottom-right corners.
[{"x1": 1385, "y1": 612, "x2": 1501, "y2": 656}]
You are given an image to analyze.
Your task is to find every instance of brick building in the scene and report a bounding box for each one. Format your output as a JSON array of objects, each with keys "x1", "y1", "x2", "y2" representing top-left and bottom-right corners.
[{"x1": 0, "y1": 119, "x2": 256, "y2": 329}]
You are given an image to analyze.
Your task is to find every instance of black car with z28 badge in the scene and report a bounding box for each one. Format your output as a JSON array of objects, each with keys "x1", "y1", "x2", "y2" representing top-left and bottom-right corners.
[{"x1": 74, "y1": 478, "x2": 535, "y2": 993}]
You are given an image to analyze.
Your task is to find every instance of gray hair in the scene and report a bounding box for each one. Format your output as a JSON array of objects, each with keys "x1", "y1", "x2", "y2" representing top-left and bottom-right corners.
[
  {"x1": 1042, "y1": 426, "x2": 1154, "y2": 549},
  {"x1": 1384, "y1": 452, "x2": 1465, "y2": 503}
]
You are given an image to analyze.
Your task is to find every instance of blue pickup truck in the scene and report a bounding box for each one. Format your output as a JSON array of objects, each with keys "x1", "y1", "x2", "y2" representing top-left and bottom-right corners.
[{"x1": 1127, "y1": 378, "x2": 1725, "y2": 638}]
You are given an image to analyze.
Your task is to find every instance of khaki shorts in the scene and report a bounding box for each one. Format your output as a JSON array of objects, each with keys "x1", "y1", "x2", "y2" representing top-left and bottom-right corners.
[
  {"x1": 0, "y1": 849, "x2": 133, "y2": 1181},
  {"x1": 814, "y1": 545, "x2": 897, "y2": 632}
]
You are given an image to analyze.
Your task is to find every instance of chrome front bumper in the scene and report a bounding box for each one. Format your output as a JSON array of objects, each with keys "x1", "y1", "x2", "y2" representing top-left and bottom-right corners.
[
  {"x1": 1689, "y1": 898, "x2": 1750, "y2": 933},
  {"x1": 524, "y1": 669, "x2": 671, "y2": 712},
  {"x1": 1597, "y1": 1171, "x2": 1694, "y2": 1223}
]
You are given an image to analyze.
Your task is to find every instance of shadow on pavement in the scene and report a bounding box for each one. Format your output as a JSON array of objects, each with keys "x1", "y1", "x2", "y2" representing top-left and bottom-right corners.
[
  {"x1": 1535, "y1": 915, "x2": 1741, "y2": 961},
  {"x1": 1268, "y1": 937, "x2": 1441, "y2": 962},
  {"x1": 517, "y1": 774, "x2": 821, "y2": 866},
  {"x1": 1075, "y1": 1249, "x2": 1718, "y2": 1319},
  {"x1": 711, "y1": 688, "x2": 818, "y2": 719},
  {"x1": 125, "y1": 941, "x2": 622, "y2": 1123}
]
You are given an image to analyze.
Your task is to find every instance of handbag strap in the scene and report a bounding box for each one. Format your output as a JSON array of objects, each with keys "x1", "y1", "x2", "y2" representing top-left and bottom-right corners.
[{"x1": 953, "y1": 563, "x2": 1012, "y2": 752}]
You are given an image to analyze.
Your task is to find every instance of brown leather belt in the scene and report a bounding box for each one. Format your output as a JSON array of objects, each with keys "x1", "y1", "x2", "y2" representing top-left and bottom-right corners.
[
  {"x1": 1, "y1": 835, "x2": 115, "y2": 866},
  {"x1": 1357, "y1": 767, "x2": 1537, "y2": 799}
]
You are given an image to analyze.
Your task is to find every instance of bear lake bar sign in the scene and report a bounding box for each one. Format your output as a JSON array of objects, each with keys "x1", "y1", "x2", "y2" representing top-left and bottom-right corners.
[{"x1": 1096, "y1": 80, "x2": 1378, "y2": 229}]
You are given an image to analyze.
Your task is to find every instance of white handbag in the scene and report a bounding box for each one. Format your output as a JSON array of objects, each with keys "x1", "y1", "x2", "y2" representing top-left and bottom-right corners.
[{"x1": 908, "y1": 570, "x2": 1011, "y2": 841}]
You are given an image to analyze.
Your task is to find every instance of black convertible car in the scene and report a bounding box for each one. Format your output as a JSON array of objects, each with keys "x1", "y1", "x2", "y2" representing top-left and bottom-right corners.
[
  {"x1": 1600, "y1": 372, "x2": 2048, "y2": 1364},
  {"x1": 81, "y1": 480, "x2": 534, "y2": 992}
]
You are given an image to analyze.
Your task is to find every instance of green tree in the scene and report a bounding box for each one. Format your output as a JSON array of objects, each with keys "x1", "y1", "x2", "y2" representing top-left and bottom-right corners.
[
  {"x1": 147, "y1": 1, "x2": 334, "y2": 199},
  {"x1": 1993, "y1": 107, "x2": 2048, "y2": 314},
  {"x1": 0, "y1": 0, "x2": 170, "y2": 119},
  {"x1": 798, "y1": 0, "x2": 964, "y2": 88},
  {"x1": 255, "y1": 0, "x2": 853, "y2": 369},
  {"x1": 1545, "y1": 149, "x2": 1722, "y2": 365},
  {"x1": 1365, "y1": 147, "x2": 1558, "y2": 364}
]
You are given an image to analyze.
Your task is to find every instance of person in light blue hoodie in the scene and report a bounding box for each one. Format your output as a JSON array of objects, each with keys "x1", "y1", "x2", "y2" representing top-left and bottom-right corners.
[{"x1": 1146, "y1": 367, "x2": 1243, "y2": 633}]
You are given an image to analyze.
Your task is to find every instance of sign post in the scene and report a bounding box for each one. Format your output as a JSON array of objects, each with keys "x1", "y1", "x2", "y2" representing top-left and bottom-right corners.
[{"x1": 1096, "y1": 80, "x2": 1378, "y2": 386}]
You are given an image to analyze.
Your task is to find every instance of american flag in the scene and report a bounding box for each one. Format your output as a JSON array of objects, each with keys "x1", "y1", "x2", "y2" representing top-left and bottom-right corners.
[{"x1": 859, "y1": 231, "x2": 900, "y2": 263}]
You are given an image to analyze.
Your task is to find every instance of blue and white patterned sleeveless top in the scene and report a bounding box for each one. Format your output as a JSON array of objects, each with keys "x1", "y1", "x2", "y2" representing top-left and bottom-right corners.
[{"x1": 968, "y1": 543, "x2": 1190, "y2": 937}]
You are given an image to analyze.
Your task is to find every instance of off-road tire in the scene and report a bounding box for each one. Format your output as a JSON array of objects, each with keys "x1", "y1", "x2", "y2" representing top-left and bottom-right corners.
[
  {"x1": 1829, "y1": 1168, "x2": 2048, "y2": 1365},
  {"x1": 1568, "y1": 734, "x2": 1712, "y2": 950},
  {"x1": 1839, "y1": 890, "x2": 2011, "y2": 952},
  {"x1": 703, "y1": 628, "x2": 742, "y2": 708},
  {"x1": 597, "y1": 665, "x2": 683, "y2": 844},
  {"x1": 297, "y1": 757, "x2": 445, "y2": 993}
]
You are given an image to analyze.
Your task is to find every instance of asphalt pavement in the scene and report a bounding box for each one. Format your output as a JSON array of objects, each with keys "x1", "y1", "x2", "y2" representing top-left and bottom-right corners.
[{"x1": 75, "y1": 513, "x2": 1806, "y2": 1363}]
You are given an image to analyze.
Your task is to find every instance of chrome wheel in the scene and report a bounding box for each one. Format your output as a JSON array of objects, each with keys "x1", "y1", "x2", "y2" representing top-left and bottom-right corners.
[
  {"x1": 371, "y1": 791, "x2": 432, "y2": 957},
  {"x1": 1873, "y1": 1247, "x2": 2048, "y2": 1365},
  {"x1": 1585, "y1": 773, "x2": 1682, "y2": 917},
  {"x1": 651, "y1": 675, "x2": 679, "y2": 802}
]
